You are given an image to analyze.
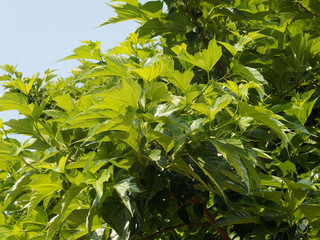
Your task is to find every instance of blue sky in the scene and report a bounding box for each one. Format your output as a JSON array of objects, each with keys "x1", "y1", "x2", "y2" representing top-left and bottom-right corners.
[
  {"x1": 0, "y1": 0, "x2": 139, "y2": 141},
  {"x1": 0, "y1": 0, "x2": 139, "y2": 76}
]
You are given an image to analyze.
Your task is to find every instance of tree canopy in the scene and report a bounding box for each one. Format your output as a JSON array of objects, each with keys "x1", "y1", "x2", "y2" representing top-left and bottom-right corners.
[{"x1": 1, "y1": 0, "x2": 320, "y2": 239}]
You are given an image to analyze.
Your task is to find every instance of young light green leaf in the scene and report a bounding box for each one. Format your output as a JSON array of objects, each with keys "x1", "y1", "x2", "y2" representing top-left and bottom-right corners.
[
  {"x1": 147, "y1": 81, "x2": 173, "y2": 105},
  {"x1": 177, "y1": 39, "x2": 222, "y2": 72},
  {"x1": 133, "y1": 62, "x2": 164, "y2": 82},
  {"x1": 29, "y1": 176, "x2": 61, "y2": 196},
  {"x1": 140, "y1": 1, "x2": 163, "y2": 18},
  {"x1": 98, "y1": 2, "x2": 147, "y2": 27},
  {"x1": 166, "y1": 69, "x2": 194, "y2": 93},
  {"x1": 0, "y1": 92, "x2": 28, "y2": 112},
  {"x1": 4, "y1": 118, "x2": 34, "y2": 135},
  {"x1": 96, "y1": 78, "x2": 141, "y2": 111},
  {"x1": 54, "y1": 94, "x2": 75, "y2": 112}
]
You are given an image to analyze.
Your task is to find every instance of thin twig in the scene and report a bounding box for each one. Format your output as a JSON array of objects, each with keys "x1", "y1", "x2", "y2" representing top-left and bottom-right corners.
[
  {"x1": 283, "y1": 80, "x2": 304, "y2": 96},
  {"x1": 184, "y1": 0, "x2": 208, "y2": 47},
  {"x1": 289, "y1": 0, "x2": 318, "y2": 17},
  {"x1": 311, "y1": 78, "x2": 320, "y2": 89},
  {"x1": 283, "y1": 73, "x2": 317, "y2": 97}
]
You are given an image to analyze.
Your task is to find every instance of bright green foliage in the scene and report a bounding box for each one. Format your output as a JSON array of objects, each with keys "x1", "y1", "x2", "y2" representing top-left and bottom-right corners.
[{"x1": 1, "y1": 0, "x2": 320, "y2": 239}]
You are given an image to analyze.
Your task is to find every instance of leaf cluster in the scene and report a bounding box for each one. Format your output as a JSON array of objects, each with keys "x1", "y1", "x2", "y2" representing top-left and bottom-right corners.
[{"x1": 1, "y1": 0, "x2": 320, "y2": 239}]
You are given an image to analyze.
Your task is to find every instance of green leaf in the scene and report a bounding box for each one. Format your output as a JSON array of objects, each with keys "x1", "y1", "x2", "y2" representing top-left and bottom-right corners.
[
  {"x1": 232, "y1": 62, "x2": 267, "y2": 84},
  {"x1": 59, "y1": 155, "x2": 69, "y2": 174},
  {"x1": 98, "y1": 2, "x2": 146, "y2": 27},
  {"x1": 192, "y1": 103, "x2": 210, "y2": 117},
  {"x1": 233, "y1": 31, "x2": 266, "y2": 51},
  {"x1": 218, "y1": 41, "x2": 238, "y2": 55},
  {"x1": 144, "y1": 167, "x2": 166, "y2": 201},
  {"x1": 0, "y1": 226, "x2": 12, "y2": 239},
  {"x1": 299, "y1": 205, "x2": 320, "y2": 222},
  {"x1": 139, "y1": 18, "x2": 165, "y2": 37},
  {"x1": 277, "y1": 160, "x2": 296, "y2": 177},
  {"x1": 62, "y1": 41, "x2": 102, "y2": 61},
  {"x1": 177, "y1": 38, "x2": 222, "y2": 72},
  {"x1": 47, "y1": 183, "x2": 87, "y2": 240},
  {"x1": 214, "y1": 212, "x2": 260, "y2": 227},
  {"x1": 149, "y1": 149, "x2": 167, "y2": 169},
  {"x1": 166, "y1": 69, "x2": 194, "y2": 93},
  {"x1": 95, "y1": 78, "x2": 141, "y2": 111},
  {"x1": 169, "y1": 156, "x2": 211, "y2": 192},
  {"x1": 0, "y1": 64, "x2": 17, "y2": 74},
  {"x1": 210, "y1": 94, "x2": 233, "y2": 119},
  {"x1": 140, "y1": 1, "x2": 163, "y2": 18},
  {"x1": 83, "y1": 55, "x2": 130, "y2": 78},
  {"x1": 290, "y1": 33, "x2": 307, "y2": 61},
  {"x1": 192, "y1": 94, "x2": 232, "y2": 119},
  {"x1": 284, "y1": 89, "x2": 318, "y2": 125},
  {"x1": 29, "y1": 172, "x2": 62, "y2": 195},
  {"x1": 114, "y1": 177, "x2": 140, "y2": 216},
  {"x1": 239, "y1": 102, "x2": 289, "y2": 148},
  {"x1": 260, "y1": 174, "x2": 287, "y2": 188},
  {"x1": 111, "y1": 0, "x2": 139, "y2": 7},
  {"x1": 187, "y1": 142, "x2": 231, "y2": 197},
  {"x1": 147, "y1": 81, "x2": 173, "y2": 105},
  {"x1": 0, "y1": 92, "x2": 28, "y2": 112},
  {"x1": 86, "y1": 195, "x2": 99, "y2": 236},
  {"x1": 4, "y1": 118, "x2": 34, "y2": 135},
  {"x1": 3, "y1": 170, "x2": 35, "y2": 210},
  {"x1": 113, "y1": 128, "x2": 140, "y2": 152},
  {"x1": 54, "y1": 94, "x2": 75, "y2": 112},
  {"x1": 288, "y1": 189, "x2": 308, "y2": 211},
  {"x1": 133, "y1": 62, "x2": 164, "y2": 82},
  {"x1": 211, "y1": 139, "x2": 251, "y2": 189},
  {"x1": 101, "y1": 197, "x2": 131, "y2": 237},
  {"x1": 83, "y1": 169, "x2": 111, "y2": 199}
]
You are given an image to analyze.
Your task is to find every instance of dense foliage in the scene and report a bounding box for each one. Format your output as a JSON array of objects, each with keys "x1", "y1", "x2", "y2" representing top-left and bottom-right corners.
[{"x1": 1, "y1": 0, "x2": 320, "y2": 239}]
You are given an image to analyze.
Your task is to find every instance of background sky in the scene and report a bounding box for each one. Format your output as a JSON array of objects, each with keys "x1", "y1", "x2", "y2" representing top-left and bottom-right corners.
[{"x1": 0, "y1": 0, "x2": 139, "y2": 142}]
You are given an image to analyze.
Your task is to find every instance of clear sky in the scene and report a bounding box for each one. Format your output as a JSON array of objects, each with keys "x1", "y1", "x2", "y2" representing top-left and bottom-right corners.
[{"x1": 0, "y1": 0, "x2": 139, "y2": 142}]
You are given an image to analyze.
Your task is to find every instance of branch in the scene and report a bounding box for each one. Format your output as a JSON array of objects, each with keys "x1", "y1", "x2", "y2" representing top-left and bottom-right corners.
[
  {"x1": 283, "y1": 74, "x2": 315, "y2": 97},
  {"x1": 153, "y1": 195, "x2": 231, "y2": 240},
  {"x1": 183, "y1": 0, "x2": 208, "y2": 48},
  {"x1": 143, "y1": 222, "x2": 212, "y2": 240},
  {"x1": 183, "y1": 0, "x2": 226, "y2": 76},
  {"x1": 283, "y1": 80, "x2": 304, "y2": 96},
  {"x1": 289, "y1": 0, "x2": 318, "y2": 17},
  {"x1": 203, "y1": 209, "x2": 231, "y2": 240},
  {"x1": 190, "y1": 195, "x2": 231, "y2": 240},
  {"x1": 311, "y1": 78, "x2": 320, "y2": 89}
]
